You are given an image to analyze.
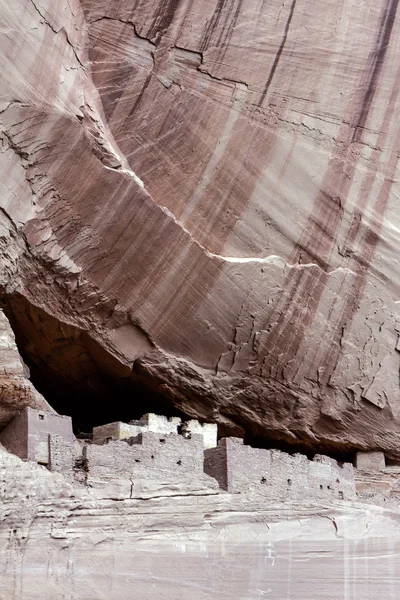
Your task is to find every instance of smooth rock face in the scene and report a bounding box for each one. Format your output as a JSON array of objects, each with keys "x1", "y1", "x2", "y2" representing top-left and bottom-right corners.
[{"x1": 1, "y1": 0, "x2": 400, "y2": 455}]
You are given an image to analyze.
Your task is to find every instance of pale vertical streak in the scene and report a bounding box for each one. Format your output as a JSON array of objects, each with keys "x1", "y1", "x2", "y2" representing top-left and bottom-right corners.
[
  {"x1": 180, "y1": 85, "x2": 247, "y2": 223},
  {"x1": 343, "y1": 537, "x2": 350, "y2": 600},
  {"x1": 286, "y1": 535, "x2": 292, "y2": 600}
]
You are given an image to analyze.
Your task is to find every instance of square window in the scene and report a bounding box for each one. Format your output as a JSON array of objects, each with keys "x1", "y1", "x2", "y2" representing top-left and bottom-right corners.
[{"x1": 39, "y1": 414, "x2": 44, "y2": 420}]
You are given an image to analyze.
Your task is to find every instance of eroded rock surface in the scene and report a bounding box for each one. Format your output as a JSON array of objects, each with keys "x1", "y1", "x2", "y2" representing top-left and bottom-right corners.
[
  {"x1": 0, "y1": 310, "x2": 49, "y2": 428},
  {"x1": 1, "y1": 445, "x2": 400, "y2": 600},
  {"x1": 1, "y1": 0, "x2": 400, "y2": 456}
]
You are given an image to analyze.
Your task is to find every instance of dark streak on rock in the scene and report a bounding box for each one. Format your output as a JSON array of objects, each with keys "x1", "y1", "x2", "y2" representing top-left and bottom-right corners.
[
  {"x1": 200, "y1": 0, "x2": 243, "y2": 60},
  {"x1": 148, "y1": 0, "x2": 182, "y2": 42},
  {"x1": 259, "y1": 0, "x2": 297, "y2": 105},
  {"x1": 352, "y1": 0, "x2": 399, "y2": 142},
  {"x1": 128, "y1": 72, "x2": 154, "y2": 118},
  {"x1": 201, "y1": 0, "x2": 227, "y2": 51}
]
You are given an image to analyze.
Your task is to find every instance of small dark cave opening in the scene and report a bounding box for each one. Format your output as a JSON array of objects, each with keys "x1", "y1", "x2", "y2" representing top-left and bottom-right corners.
[{"x1": 2, "y1": 294, "x2": 190, "y2": 437}]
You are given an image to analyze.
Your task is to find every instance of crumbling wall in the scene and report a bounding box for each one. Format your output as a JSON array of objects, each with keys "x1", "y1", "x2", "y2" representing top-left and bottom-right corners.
[
  {"x1": 181, "y1": 420, "x2": 217, "y2": 449},
  {"x1": 48, "y1": 434, "x2": 75, "y2": 479},
  {"x1": 92, "y1": 421, "x2": 141, "y2": 445},
  {"x1": 92, "y1": 414, "x2": 181, "y2": 445},
  {"x1": 93, "y1": 414, "x2": 217, "y2": 449},
  {"x1": 0, "y1": 407, "x2": 73, "y2": 466},
  {"x1": 85, "y1": 431, "x2": 206, "y2": 483},
  {"x1": 0, "y1": 408, "x2": 357, "y2": 501},
  {"x1": 355, "y1": 451, "x2": 386, "y2": 471},
  {"x1": 205, "y1": 438, "x2": 356, "y2": 501},
  {"x1": 130, "y1": 414, "x2": 182, "y2": 436}
]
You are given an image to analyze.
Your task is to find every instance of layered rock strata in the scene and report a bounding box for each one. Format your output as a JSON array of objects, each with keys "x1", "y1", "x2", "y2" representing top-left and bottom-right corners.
[
  {"x1": 0, "y1": 310, "x2": 49, "y2": 428},
  {"x1": 1, "y1": 0, "x2": 400, "y2": 458},
  {"x1": 1, "y1": 444, "x2": 400, "y2": 600}
]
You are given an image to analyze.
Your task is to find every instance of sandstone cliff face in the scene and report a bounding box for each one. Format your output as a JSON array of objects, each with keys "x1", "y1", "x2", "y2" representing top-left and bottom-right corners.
[
  {"x1": 0, "y1": 311, "x2": 49, "y2": 428},
  {"x1": 1, "y1": 445, "x2": 400, "y2": 600},
  {"x1": 1, "y1": 0, "x2": 400, "y2": 456}
]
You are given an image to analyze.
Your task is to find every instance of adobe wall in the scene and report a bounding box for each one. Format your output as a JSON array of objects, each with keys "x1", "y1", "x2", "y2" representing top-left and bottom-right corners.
[
  {"x1": 0, "y1": 407, "x2": 73, "y2": 466},
  {"x1": 93, "y1": 414, "x2": 217, "y2": 449},
  {"x1": 181, "y1": 420, "x2": 217, "y2": 449},
  {"x1": 92, "y1": 414, "x2": 182, "y2": 444},
  {"x1": 84, "y1": 431, "x2": 211, "y2": 484},
  {"x1": 203, "y1": 441, "x2": 227, "y2": 490},
  {"x1": 130, "y1": 414, "x2": 182, "y2": 436},
  {"x1": 25, "y1": 408, "x2": 73, "y2": 464},
  {"x1": 92, "y1": 421, "x2": 141, "y2": 445},
  {"x1": 355, "y1": 451, "x2": 386, "y2": 471},
  {"x1": 48, "y1": 434, "x2": 75, "y2": 480},
  {"x1": 205, "y1": 438, "x2": 356, "y2": 501},
  {"x1": 0, "y1": 409, "x2": 359, "y2": 502}
]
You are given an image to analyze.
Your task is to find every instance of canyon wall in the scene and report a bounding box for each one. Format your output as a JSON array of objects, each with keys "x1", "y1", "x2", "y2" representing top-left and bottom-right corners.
[
  {"x1": 1, "y1": 444, "x2": 400, "y2": 600},
  {"x1": 1, "y1": 0, "x2": 400, "y2": 456},
  {"x1": 0, "y1": 311, "x2": 49, "y2": 428}
]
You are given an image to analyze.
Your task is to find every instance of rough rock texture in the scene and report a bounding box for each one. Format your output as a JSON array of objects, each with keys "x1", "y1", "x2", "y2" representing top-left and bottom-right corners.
[
  {"x1": 2, "y1": 0, "x2": 400, "y2": 456},
  {"x1": 1, "y1": 446, "x2": 400, "y2": 600},
  {"x1": 0, "y1": 311, "x2": 49, "y2": 428}
]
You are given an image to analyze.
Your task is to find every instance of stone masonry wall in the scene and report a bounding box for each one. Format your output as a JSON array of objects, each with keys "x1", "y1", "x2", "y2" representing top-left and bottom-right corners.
[
  {"x1": 48, "y1": 434, "x2": 75, "y2": 480},
  {"x1": 93, "y1": 414, "x2": 218, "y2": 449},
  {"x1": 204, "y1": 438, "x2": 356, "y2": 501},
  {"x1": 0, "y1": 408, "x2": 357, "y2": 501},
  {"x1": 84, "y1": 431, "x2": 210, "y2": 484},
  {"x1": 0, "y1": 407, "x2": 73, "y2": 466}
]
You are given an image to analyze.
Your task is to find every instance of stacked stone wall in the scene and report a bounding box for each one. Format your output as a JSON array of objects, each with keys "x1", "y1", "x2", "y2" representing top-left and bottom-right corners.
[
  {"x1": 205, "y1": 438, "x2": 356, "y2": 501},
  {"x1": 0, "y1": 407, "x2": 73, "y2": 465},
  {"x1": 84, "y1": 431, "x2": 207, "y2": 483},
  {"x1": 0, "y1": 409, "x2": 358, "y2": 501}
]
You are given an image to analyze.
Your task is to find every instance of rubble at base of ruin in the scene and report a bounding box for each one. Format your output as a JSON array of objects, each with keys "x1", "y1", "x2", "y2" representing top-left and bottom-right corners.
[{"x1": 1, "y1": 407, "x2": 400, "y2": 505}]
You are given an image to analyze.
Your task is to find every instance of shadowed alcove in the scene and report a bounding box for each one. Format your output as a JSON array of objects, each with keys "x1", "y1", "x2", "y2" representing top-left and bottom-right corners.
[{"x1": 1, "y1": 294, "x2": 189, "y2": 437}]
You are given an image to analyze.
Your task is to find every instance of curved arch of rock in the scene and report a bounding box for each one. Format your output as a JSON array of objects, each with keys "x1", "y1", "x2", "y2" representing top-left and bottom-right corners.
[{"x1": 1, "y1": 0, "x2": 400, "y2": 457}]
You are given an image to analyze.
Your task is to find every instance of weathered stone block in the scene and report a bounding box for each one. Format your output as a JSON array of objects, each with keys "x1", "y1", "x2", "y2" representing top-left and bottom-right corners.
[
  {"x1": 205, "y1": 438, "x2": 356, "y2": 500},
  {"x1": 85, "y1": 431, "x2": 206, "y2": 484},
  {"x1": 181, "y1": 420, "x2": 217, "y2": 449},
  {"x1": 355, "y1": 451, "x2": 386, "y2": 471},
  {"x1": 0, "y1": 407, "x2": 73, "y2": 465},
  {"x1": 93, "y1": 414, "x2": 182, "y2": 445}
]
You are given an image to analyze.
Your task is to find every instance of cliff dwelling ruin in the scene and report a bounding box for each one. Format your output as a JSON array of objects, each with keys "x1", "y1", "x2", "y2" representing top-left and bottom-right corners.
[
  {"x1": 3, "y1": 0, "x2": 400, "y2": 595},
  {"x1": 1, "y1": 303, "x2": 399, "y2": 508}
]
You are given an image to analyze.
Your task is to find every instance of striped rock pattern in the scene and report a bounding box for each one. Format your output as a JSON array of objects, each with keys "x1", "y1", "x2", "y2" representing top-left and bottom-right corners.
[{"x1": 1, "y1": 0, "x2": 400, "y2": 455}]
